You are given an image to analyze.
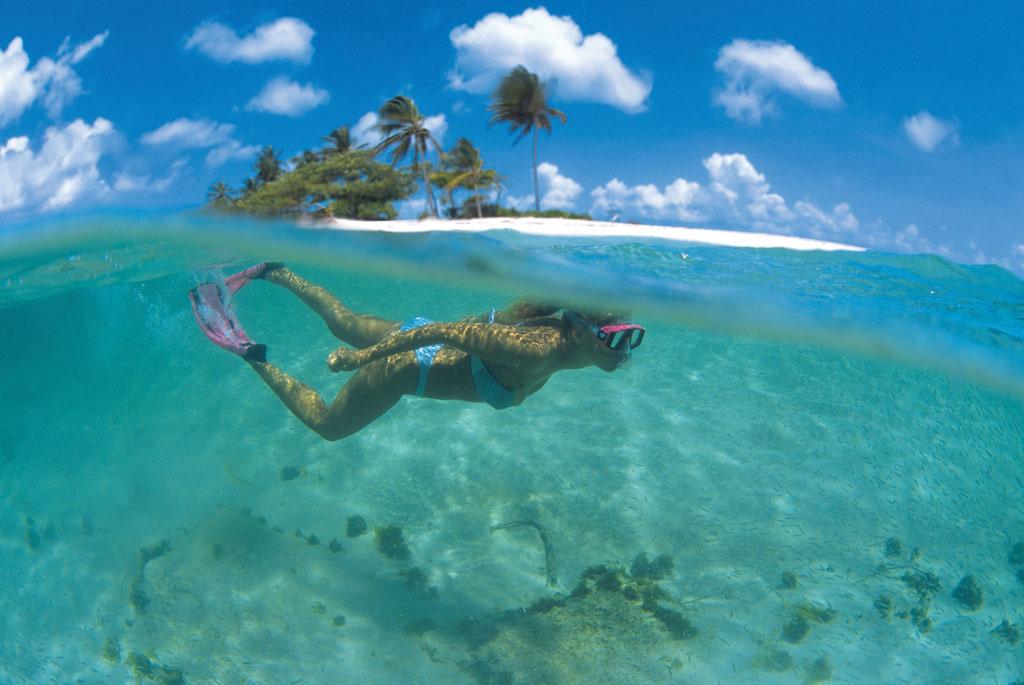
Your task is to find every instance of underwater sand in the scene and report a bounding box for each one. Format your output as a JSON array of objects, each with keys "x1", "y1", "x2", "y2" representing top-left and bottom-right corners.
[{"x1": 1, "y1": 215, "x2": 1023, "y2": 683}]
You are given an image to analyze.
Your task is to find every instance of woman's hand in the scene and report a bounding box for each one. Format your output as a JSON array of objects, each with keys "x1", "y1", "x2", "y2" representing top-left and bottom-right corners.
[{"x1": 327, "y1": 346, "x2": 362, "y2": 372}]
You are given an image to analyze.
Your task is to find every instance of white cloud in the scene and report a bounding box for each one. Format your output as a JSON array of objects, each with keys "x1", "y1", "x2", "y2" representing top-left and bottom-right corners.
[
  {"x1": 537, "y1": 162, "x2": 582, "y2": 209},
  {"x1": 351, "y1": 111, "x2": 381, "y2": 148},
  {"x1": 713, "y1": 39, "x2": 841, "y2": 123},
  {"x1": 592, "y1": 177, "x2": 704, "y2": 221},
  {"x1": 245, "y1": 77, "x2": 328, "y2": 116},
  {"x1": 507, "y1": 162, "x2": 582, "y2": 210},
  {"x1": 114, "y1": 158, "x2": 187, "y2": 194},
  {"x1": 449, "y1": 7, "x2": 651, "y2": 112},
  {"x1": 590, "y1": 152, "x2": 859, "y2": 240},
  {"x1": 142, "y1": 117, "x2": 234, "y2": 147},
  {"x1": 0, "y1": 33, "x2": 108, "y2": 128},
  {"x1": 0, "y1": 118, "x2": 113, "y2": 212},
  {"x1": 185, "y1": 17, "x2": 314, "y2": 64},
  {"x1": 68, "y1": 31, "x2": 109, "y2": 63},
  {"x1": 903, "y1": 111, "x2": 959, "y2": 152},
  {"x1": 205, "y1": 139, "x2": 261, "y2": 168},
  {"x1": 423, "y1": 113, "x2": 448, "y2": 144},
  {"x1": 704, "y1": 152, "x2": 790, "y2": 223},
  {"x1": 141, "y1": 117, "x2": 259, "y2": 168}
]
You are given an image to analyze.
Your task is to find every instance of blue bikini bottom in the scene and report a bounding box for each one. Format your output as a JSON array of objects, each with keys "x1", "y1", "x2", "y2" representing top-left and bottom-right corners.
[{"x1": 399, "y1": 312, "x2": 516, "y2": 410}]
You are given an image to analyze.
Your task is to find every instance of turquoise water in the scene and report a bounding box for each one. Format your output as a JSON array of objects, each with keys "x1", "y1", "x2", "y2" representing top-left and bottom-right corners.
[{"x1": 2, "y1": 214, "x2": 1023, "y2": 683}]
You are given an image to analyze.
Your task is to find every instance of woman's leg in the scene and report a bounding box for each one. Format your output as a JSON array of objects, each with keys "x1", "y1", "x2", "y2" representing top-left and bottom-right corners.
[
  {"x1": 262, "y1": 266, "x2": 400, "y2": 348},
  {"x1": 247, "y1": 355, "x2": 414, "y2": 441}
]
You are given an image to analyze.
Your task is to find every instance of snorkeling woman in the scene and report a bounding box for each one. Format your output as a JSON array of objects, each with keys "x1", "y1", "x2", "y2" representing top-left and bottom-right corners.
[{"x1": 190, "y1": 262, "x2": 645, "y2": 441}]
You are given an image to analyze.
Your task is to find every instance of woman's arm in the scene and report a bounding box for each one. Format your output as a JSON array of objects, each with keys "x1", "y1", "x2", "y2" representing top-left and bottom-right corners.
[{"x1": 327, "y1": 322, "x2": 561, "y2": 372}]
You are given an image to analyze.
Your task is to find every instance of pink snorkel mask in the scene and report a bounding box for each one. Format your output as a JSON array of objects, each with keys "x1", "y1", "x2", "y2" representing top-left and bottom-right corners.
[{"x1": 565, "y1": 311, "x2": 645, "y2": 352}]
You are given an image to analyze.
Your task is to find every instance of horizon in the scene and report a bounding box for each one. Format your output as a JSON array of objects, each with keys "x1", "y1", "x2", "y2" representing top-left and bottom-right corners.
[{"x1": 1, "y1": 2, "x2": 1022, "y2": 274}]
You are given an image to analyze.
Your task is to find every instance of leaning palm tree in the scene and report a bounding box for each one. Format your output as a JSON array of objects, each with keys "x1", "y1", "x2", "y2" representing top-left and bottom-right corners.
[
  {"x1": 443, "y1": 137, "x2": 489, "y2": 219},
  {"x1": 207, "y1": 180, "x2": 232, "y2": 203},
  {"x1": 255, "y1": 146, "x2": 282, "y2": 185},
  {"x1": 321, "y1": 125, "x2": 351, "y2": 156},
  {"x1": 487, "y1": 65, "x2": 566, "y2": 213},
  {"x1": 373, "y1": 95, "x2": 442, "y2": 218}
]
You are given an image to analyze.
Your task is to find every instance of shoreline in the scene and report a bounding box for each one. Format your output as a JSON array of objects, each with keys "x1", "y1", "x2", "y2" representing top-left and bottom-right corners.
[{"x1": 311, "y1": 216, "x2": 866, "y2": 252}]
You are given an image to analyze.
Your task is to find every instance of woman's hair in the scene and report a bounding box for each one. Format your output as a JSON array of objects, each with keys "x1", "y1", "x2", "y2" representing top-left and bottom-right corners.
[{"x1": 502, "y1": 300, "x2": 629, "y2": 328}]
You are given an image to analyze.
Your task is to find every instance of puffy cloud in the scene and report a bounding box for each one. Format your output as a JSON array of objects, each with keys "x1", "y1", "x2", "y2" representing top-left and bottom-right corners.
[
  {"x1": 592, "y1": 177, "x2": 704, "y2": 221},
  {"x1": 537, "y1": 162, "x2": 582, "y2": 209},
  {"x1": 351, "y1": 111, "x2": 381, "y2": 148},
  {"x1": 184, "y1": 17, "x2": 314, "y2": 64},
  {"x1": 204, "y1": 139, "x2": 261, "y2": 168},
  {"x1": 704, "y1": 152, "x2": 790, "y2": 223},
  {"x1": 351, "y1": 109, "x2": 448, "y2": 149},
  {"x1": 903, "y1": 111, "x2": 959, "y2": 151},
  {"x1": 114, "y1": 158, "x2": 187, "y2": 194},
  {"x1": 713, "y1": 39, "x2": 841, "y2": 123},
  {"x1": 245, "y1": 77, "x2": 328, "y2": 117},
  {"x1": 423, "y1": 113, "x2": 447, "y2": 144},
  {"x1": 590, "y1": 152, "x2": 860, "y2": 240},
  {"x1": 506, "y1": 162, "x2": 582, "y2": 210},
  {"x1": 449, "y1": 7, "x2": 651, "y2": 112},
  {"x1": 0, "y1": 40, "x2": 36, "y2": 126},
  {"x1": 0, "y1": 32, "x2": 108, "y2": 128},
  {"x1": 141, "y1": 117, "x2": 259, "y2": 168},
  {"x1": 0, "y1": 118, "x2": 114, "y2": 212}
]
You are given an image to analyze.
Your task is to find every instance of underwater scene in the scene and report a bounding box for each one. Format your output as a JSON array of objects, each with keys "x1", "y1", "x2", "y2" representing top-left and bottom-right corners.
[{"x1": 2, "y1": 214, "x2": 1024, "y2": 685}]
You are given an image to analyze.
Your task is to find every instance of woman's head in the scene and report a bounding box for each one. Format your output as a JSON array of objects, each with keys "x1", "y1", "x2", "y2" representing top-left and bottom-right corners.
[
  {"x1": 500, "y1": 300, "x2": 643, "y2": 371},
  {"x1": 562, "y1": 309, "x2": 644, "y2": 372}
]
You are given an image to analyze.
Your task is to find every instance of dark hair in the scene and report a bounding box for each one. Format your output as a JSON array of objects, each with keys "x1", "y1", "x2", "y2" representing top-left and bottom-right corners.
[
  {"x1": 498, "y1": 300, "x2": 629, "y2": 328},
  {"x1": 572, "y1": 308, "x2": 629, "y2": 327}
]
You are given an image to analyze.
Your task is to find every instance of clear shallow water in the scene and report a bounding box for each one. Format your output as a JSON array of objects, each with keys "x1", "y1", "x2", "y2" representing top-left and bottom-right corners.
[{"x1": 1, "y1": 214, "x2": 1023, "y2": 683}]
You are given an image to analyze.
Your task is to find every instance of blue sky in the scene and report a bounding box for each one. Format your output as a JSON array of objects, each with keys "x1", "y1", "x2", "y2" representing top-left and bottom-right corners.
[{"x1": 1, "y1": 1, "x2": 1022, "y2": 272}]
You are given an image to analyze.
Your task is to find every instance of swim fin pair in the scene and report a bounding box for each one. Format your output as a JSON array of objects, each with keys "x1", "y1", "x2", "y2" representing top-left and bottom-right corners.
[{"x1": 188, "y1": 262, "x2": 281, "y2": 362}]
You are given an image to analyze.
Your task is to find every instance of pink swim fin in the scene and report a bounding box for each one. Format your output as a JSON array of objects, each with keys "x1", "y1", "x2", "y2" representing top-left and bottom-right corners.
[{"x1": 189, "y1": 281, "x2": 266, "y2": 362}]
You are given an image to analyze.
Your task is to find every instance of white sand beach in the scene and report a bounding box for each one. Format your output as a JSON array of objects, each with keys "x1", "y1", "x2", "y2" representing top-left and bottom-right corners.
[{"x1": 314, "y1": 216, "x2": 866, "y2": 252}]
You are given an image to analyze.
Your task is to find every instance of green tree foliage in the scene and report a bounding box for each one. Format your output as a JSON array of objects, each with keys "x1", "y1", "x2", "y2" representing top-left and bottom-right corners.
[
  {"x1": 321, "y1": 125, "x2": 351, "y2": 156},
  {"x1": 231, "y1": 150, "x2": 415, "y2": 219},
  {"x1": 373, "y1": 95, "x2": 443, "y2": 218},
  {"x1": 488, "y1": 66, "x2": 566, "y2": 213},
  {"x1": 292, "y1": 149, "x2": 320, "y2": 168},
  {"x1": 206, "y1": 181, "x2": 232, "y2": 202},
  {"x1": 439, "y1": 137, "x2": 501, "y2": 219},
  {"x1": 255, "y1": 146, "x2": 282, "y2": 185}
]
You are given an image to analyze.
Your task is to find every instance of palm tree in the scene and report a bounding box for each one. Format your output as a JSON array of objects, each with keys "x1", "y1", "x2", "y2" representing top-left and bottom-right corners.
[
  {"x1": 321, "y1": 125, "x2": 351, "y2": 156},
  {"x1": 443, "y1": 138, "x2": 490, "y2": 219},
  {"x1": 292, "y1": 149, "x2": 320, "y2": 168},
  {"x1": 255, "y1": 146, "x2": 282, "y2": 185},
  {"x1": 487, "y1": 65, "x2": 566, "y2": 213},
  {"x1": 373, "y1": 95, "x2": 443, "y2": 218},
  {"x1": 207, "y1": 181, "x2": 232, "y2": 203}
]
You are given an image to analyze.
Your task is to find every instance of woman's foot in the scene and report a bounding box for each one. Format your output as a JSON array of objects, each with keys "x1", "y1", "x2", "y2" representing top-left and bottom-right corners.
[{"x1": 224, "y1": 261, "x2": 285, "y2": 294}]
